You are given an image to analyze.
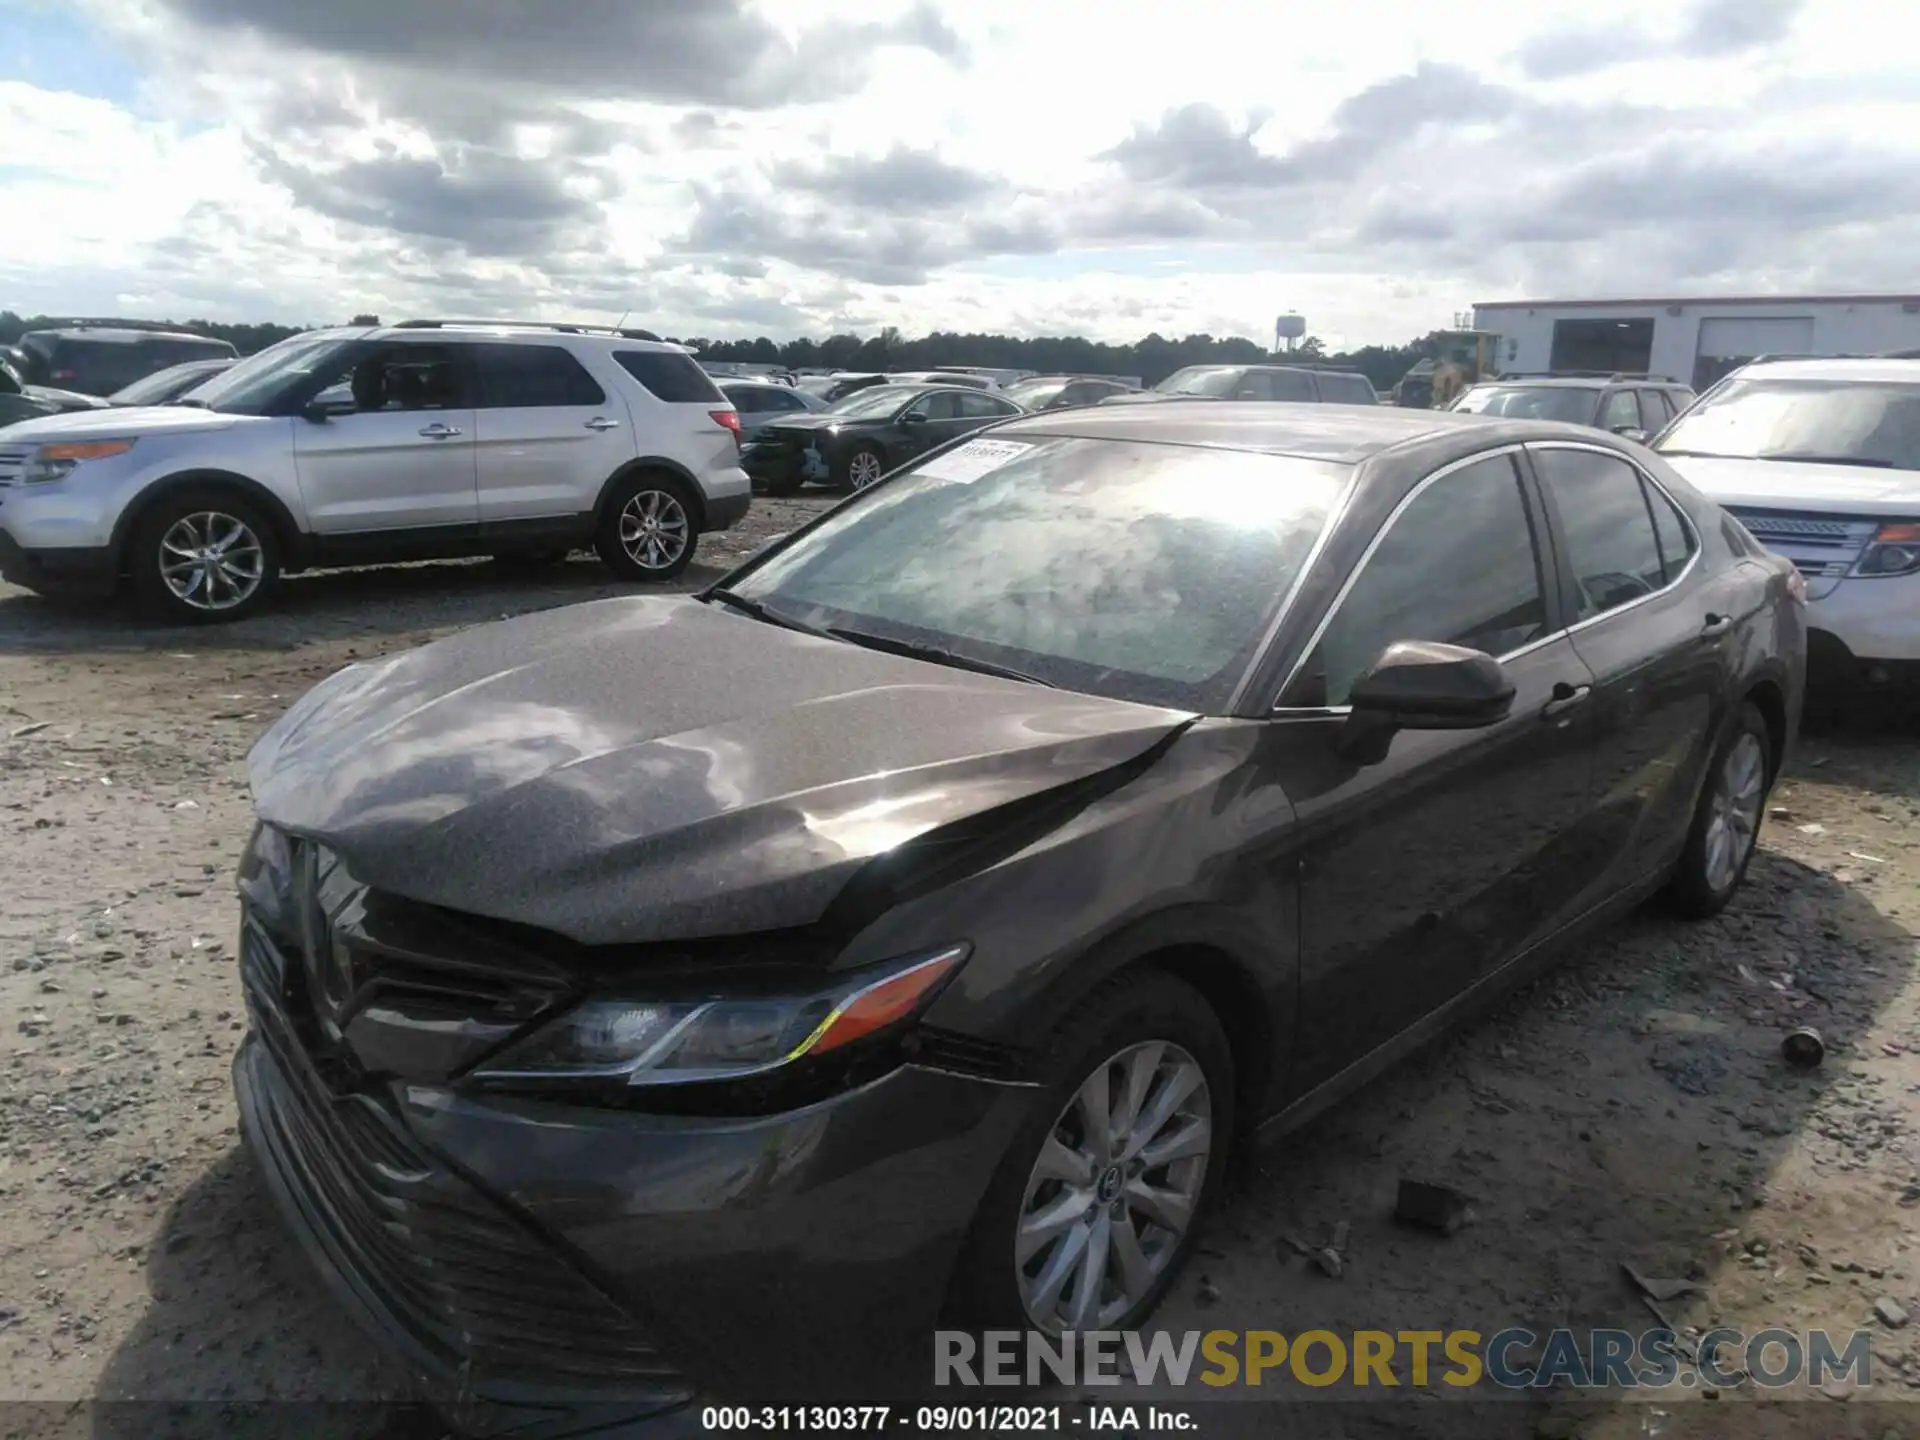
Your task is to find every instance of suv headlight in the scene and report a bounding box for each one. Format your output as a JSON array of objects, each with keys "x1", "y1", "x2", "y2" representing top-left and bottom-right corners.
[
  {"x1": 25, "y1": 439, "x2": 137, "y2": 484},
  {"x1": 473, "y1": 943, "x2": 969, "y2": 1087},
  {"x1": 1853, "y1": 523, "x2": 1920, "y2": 578}
]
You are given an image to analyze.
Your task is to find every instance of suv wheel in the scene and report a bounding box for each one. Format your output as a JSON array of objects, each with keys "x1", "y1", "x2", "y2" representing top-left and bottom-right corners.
[
  {"x1": 596, "y1": 473, "x2": 699, "y2": 582},
  {"x1": 130, "y1": 490, "x2": 281, "y2": 623},
  {"x1": 839, "y1": 446, "x2": 886, "y2": 492}
]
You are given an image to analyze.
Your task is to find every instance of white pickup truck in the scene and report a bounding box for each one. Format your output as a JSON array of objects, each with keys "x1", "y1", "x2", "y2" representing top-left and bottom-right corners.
[{"x1": 1653, "y1": 357, "x2": 1920, "y2": 693}]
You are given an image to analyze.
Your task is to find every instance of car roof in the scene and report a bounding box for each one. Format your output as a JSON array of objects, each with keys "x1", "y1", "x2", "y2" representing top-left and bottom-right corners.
[
  {"x1": 1476, "y1": 376, "x2": 1691, "y2": 389},
  {"x1": 27, "y1": 327, "x2": 224, "y2": 345},
  {"x1": 988, "y1": 399, "x2": 1623, "y2": 465},
  {"x1": 1735, "y1": 357, "x2": 1920, "y2": 383}
]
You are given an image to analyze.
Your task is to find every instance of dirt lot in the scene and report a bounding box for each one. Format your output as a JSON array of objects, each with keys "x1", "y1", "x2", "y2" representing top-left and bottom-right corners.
[{"x1": 1, "y1": 499, "x2": 1917, "y2": 1440}]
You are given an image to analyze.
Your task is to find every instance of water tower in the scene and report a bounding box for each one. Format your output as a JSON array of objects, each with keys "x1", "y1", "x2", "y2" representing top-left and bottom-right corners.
[{"x1": 1274, "y1": 313, "x2": 1307, "y2": 354}]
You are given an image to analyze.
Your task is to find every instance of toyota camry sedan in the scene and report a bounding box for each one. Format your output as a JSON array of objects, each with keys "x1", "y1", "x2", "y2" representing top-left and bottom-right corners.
[{"x1": 233, "y1": 403, "x2": 1804, "y2": 1429}]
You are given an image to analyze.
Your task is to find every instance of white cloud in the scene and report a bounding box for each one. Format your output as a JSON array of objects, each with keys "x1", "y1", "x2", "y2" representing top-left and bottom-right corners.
[{"x1": 1, "y1": 0, "x2": 1914, "y2": 349}]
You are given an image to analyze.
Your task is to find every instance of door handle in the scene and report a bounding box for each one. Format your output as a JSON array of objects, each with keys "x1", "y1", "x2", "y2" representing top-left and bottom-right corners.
[
  {"x1": 417, "y1": 423, "x2": 462, "y2": 439},
  {"x1": 1541, "y1": 682, "x2": 1591, "y2": 720},
  {"x1": 584, "y1": 417, "x2": 620, "y2": 431},
  {"x1": 1700, "y1": 612, "x2": 1733, "y2": 639}
]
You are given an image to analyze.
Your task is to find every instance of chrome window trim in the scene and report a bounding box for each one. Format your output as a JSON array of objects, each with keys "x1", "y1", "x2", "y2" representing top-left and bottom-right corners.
[{"x1": 1269, "y1": 444, "x2": 1534, "y2": 713}]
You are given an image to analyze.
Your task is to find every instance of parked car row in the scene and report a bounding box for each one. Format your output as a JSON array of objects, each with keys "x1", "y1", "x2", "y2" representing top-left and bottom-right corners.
[{"x1": 230, "y1": 394, "x2": 1806, "y2": 1429}]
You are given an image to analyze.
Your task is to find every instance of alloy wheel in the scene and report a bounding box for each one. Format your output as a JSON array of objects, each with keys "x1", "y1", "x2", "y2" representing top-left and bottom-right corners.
[
  {"x1": 847, "y1": 451, "x2": 884, "y2": 490},
  {"x1": 617, "y1": 490, "x2": 690, "y2": 572},
  {"x1": 157, "y1": 511, "x2": 266, "y2": 612},
  {"x1": 1703, "y1": 731, "x2": 1766, "y2": 892},
  {"x1": 1015, "y1": 1040, "x2": 1212, "y2": 1333}
]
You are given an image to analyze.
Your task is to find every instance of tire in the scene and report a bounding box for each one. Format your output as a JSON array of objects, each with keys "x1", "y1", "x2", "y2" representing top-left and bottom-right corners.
[
  {"x1": 947, "y1": 969, "x2": 1234, "y2": 1335},
  {"x1": 837, "y1": 445, "x2": 886, "y2": 493},
  {"x1": 128, "y1": 487, "x2": 281, "y2": 624},
  {"x1": 1666, "y1": 700, "x2": 1774, "y2": 919},
  {"x1": 594, "y1": 473, "x2": 700, "y2": 583}
]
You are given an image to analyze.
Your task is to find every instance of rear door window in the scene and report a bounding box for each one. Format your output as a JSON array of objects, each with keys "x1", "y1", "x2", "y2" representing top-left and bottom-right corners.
[
  {"x1": 473, "y1": 344, "x2": 607, "y2": 407},
  {"x1": 958, "y1": 391, "x2": 1017, "y2": 418},
  {"x1": 1531, "y1": 447, "x2": 1672, "y2": 617},
  {"x1": 614, "y1": 350, "x2": 727, "y2": 403},
  {"x1": 1597, "y1": 389, "x2": 1641, "y2": 432},
  {"x1": 1637, "y1": 389, "x2": 1674, "y2": 430},
  {"x1": 1315, "y1": 372, "x2": 1377, "y2": 404}
]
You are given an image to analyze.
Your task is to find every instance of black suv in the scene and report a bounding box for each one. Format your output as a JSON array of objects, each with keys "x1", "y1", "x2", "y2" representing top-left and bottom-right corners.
[
  {"x1": 1104, "y1": 363, "x2": 1379, "y2": 406},
  {"x1": 1449, "y1": 373, "x2": 1696, "y2": 440},
  {"x1": 17, "y1": 325, "x2": 239, "y2": 396}
]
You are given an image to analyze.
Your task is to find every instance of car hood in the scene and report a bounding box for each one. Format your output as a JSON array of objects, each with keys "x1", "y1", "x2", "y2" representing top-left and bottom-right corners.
[
  {"x1": 1663, "y1": 454, "x2": 1920, "y2": 517},
  {"x1": 753, "y1": 413, "x2": 876, "y2": 435},
  {"x1": 248, "y1": 595, "x2": 1194, "y2": 944},
  {"x1": 0, "y1": 403, "x2": 247, "y2": 442},
  {"x1": 1101, "y1": 391, "x2": 1216, "y2": 406}
]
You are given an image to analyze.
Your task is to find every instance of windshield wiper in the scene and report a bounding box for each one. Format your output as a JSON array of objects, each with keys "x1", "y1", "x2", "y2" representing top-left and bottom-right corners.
[
  {"x1": 1755, "y1": 452, "x2": 1894, "y2": 469},
  {"x1": 823, "y1": 626, "x2": 1056, "y2": 687},
  {"x1": 703, "y1": 587, "x2": 831, "y2": 637}
]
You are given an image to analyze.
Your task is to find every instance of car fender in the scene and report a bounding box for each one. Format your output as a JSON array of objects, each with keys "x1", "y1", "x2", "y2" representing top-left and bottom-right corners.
[{"x1": 110, "y1": 469, "x2": 307, "y2": 572}]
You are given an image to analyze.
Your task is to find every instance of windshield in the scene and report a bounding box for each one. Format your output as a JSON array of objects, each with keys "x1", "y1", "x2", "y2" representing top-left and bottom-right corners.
[
  {"x1": 724, "y1": 436, "x2": 1348, "y2": 711},
  {"x1": 826, "y1": 385, "x2": 919, "y2": 419},
  {"x1": 109, "y1": 362, "x2": 220, "y2": 406},
  {"x1": 1656, "y1": 378, "x2": 1920, "y2": 470},
  {"x1": 1450, "y1": 386, "x2": 1598, "y2": 423},
  {"x1": 184, "y1": 334, "x2": 356, "y2": 415},
  {"x1": 1152, "y1": 366, "x2": 1244, "y2": 398},
  {"x1": 1005, "y1": 379, "x2": 1070, "y2": 409}
]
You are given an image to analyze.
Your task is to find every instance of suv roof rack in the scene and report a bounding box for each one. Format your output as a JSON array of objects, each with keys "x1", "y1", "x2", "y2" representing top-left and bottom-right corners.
[
  {"x1": 1746, "y1": 352, "x2": 1887, "y2": 364},
  {"x1": 392, "y1": 318, "x2": 665, "y2": 343},
  {"x1": 1495, "y1": 369, "x2": 1684, "y2": 382}
]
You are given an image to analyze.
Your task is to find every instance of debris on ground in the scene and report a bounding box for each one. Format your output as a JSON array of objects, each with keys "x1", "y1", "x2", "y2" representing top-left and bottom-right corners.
[
  {"x1": 1874, "y1": 1296, "x2": 1910, "y2": 1329},
  {"x1": 1783, "y1": 1026, "x2": 1827, "y2": 1068},
  {"x1": 1621, "y1": 1261, "x2": 1701, "y2": 1303},
  {"x1": 1393, "y1": 1179, "x2": 1474, "y2": 1235}
]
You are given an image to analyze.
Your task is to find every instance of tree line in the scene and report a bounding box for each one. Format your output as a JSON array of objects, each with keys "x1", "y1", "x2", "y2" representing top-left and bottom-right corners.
[{"x1": 0, "y1": 310, "x2": 1460, "y2": 393}]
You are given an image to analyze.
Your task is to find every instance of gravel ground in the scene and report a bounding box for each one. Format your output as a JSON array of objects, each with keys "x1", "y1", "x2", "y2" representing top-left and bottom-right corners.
[{"x1": 1, "y1": 498, "x2": 1916, "y2": 1440}]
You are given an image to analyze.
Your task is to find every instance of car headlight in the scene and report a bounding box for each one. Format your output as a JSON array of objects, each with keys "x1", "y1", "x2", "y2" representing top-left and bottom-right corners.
[
  {"x1": 472, "y1": 942, "x2": 969, "y2": 1086},
  {"x1": 1853, "y1": 523, "x2": 1920, "y2": 578},
  {"x1": 24, "y1": 439, "x2": 137, "y2": 484}
]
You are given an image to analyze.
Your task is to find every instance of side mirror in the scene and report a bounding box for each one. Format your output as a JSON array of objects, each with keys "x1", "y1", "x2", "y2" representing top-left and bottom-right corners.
[
  {"x1": 301, "y1": 398, "x2": 356, "y2": 423},
  {"x1": 902, "y1": 410, "x2": 928, "y2": 424},
  {"x1": 1337, "y1": 640, "x2": 1515, "y2": 765},
  {"x1": 1612, "y1": 425, "x2": 1648, "y2": 442}
]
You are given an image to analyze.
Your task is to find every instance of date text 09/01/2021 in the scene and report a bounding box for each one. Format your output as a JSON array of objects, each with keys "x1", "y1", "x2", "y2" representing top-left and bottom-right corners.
[{"x1": 699, "y1": 1405, "x2": 1196, "y2": 1432}]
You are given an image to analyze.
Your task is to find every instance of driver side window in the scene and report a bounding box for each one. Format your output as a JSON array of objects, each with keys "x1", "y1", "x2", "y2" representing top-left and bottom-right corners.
[
  {"x1": 315, "y1": 343, "x2": 464, "y2": 413},
  {"x1": 1283, "y1": 453, "x2": 1549, "y2": 708},
  {"x1": 1530, "y1": 447, "x2": 1671, "y2": 621}
]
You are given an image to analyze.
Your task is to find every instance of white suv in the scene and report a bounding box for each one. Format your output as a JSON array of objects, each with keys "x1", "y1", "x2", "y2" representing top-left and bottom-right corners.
[
  {"x1": 0, "y1": 320, "x2": 752, "y2": 621},
  {"x1": 1653, "y1": 357, "x2": 1920, "y2": 691}
]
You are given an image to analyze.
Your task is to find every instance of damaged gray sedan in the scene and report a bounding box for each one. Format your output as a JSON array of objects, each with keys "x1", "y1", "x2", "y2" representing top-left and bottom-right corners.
[{"x1": 231, "y1": 402, "x2": 1804, "y2": 1431}]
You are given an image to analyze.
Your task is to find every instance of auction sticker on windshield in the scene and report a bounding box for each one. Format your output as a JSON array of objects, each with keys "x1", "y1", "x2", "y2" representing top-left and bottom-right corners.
[{"x1": 916, "y1": 438, "x2": 1034, "y2": 484}]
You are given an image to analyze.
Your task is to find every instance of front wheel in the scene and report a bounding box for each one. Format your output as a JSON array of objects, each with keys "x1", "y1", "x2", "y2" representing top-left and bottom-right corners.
[
  {"x1": 1666, "y1": 701, "x2": 1773, "y2": 918},
  {"x1": 947, "y1": 970, "x2": 1233, "y2": 1335},
  {"x1": 595, "y1": 474, "x2": 700, "y2": 582},
  {"x1": 839, "y1": 446, "x2": 886, "y2": 492},
  {"x1": 129, "y1": 490, "x2": 281, "y2": 623}
]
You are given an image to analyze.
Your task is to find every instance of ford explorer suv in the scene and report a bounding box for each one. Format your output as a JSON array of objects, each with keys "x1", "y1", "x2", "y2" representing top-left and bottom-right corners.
[
  {"x1": 1654, "y1": 357, "x2": 1919, "y2": 693},
  {"x1": 1450, "y1": 373, "x2": 1697, "y2": 441},
  {"x1": 0, "y1": 320, "x2": 751, "y2": 621}
]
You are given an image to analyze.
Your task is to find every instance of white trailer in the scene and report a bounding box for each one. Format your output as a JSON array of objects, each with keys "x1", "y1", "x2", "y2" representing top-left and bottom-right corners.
[{"x1": 1470, "y1": 294, "x2": 1920, "y2": 391}]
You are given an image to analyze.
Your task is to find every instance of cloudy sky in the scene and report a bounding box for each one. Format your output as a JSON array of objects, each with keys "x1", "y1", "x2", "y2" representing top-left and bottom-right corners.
[{"x1": 2, "y1": 0, "x2": 1913, "y2": 349}]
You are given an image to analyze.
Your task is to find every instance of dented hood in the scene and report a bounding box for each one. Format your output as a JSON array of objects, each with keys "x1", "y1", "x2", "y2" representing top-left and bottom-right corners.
[{"x1": 248, "y1": 595, "x2": 1193, "y2": 944}]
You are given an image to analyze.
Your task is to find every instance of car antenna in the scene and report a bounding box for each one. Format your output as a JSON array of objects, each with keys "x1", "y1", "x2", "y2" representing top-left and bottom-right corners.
[{"x1": 615, "y1": 309, "x2": 632, "y2": 331}]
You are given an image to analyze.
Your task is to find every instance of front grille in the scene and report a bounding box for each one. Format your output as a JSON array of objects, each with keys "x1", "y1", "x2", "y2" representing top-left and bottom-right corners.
[
  {"x1": 911, "y1": 1026, "x2": 1031, "y2": 1083},
  {"x1": 0, "y1": 447, "x2": 29, "y2": 488},
  {"x1": 240, "y1": 927, "x2": 686, "y2": 1397},
  {"x1": 1725, "y1": 507, "x2": 1879, "y2": 598}
]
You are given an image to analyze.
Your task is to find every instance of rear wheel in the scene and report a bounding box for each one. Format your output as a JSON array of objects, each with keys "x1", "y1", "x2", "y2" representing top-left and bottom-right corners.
[
  {"x1": 594, "y1": 473, "x2": 699, "y2": 582},
  {"x1": 947, "y1": 970, "x2": 1233, "y2": 1334},
  {"x1": 129, "y1": 489, "x2": 280, "y2": 623},
  {"x1": 1666, "y1": 701, "x2": 1773, "y2": 918}
]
